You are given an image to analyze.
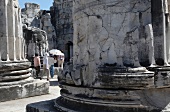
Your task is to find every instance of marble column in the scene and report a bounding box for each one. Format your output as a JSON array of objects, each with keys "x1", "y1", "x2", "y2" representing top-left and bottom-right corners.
[
  {"x1": 147, "y1": 24, "x2": 156, "y2": 66},
  {"x1": 151, "y1": 0, "x2": 169, "y2": 65},
  {"x1": 165, "y1": 0, "x2": 170, "y2": 63},
  {"x1": 54, "y1": 0, "x2": 170, "y2": 112},
  {"x1": 18, "y1": 7, "x2": 22, "y2": 60},
  {"x1": 8, "y1": 0, "x2": 16, "y2": 61},
  {"x1": 0, "y1": 0, "x2": 49, "y2": 103},
  {"x1": 21, "y1": 38, "x2": 25, "y2": 59},
  {"x1": 16, "y1": 10, "x2": 22, "y2": 60},
  {"x1": 0, "y1": 0, "x2": 9, "y2": 61}
]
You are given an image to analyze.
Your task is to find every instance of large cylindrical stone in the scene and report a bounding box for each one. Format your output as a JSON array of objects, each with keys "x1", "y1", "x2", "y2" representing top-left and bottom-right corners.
[{"x1": 54, "y1": 0, "x2": 170, "y2": 112}]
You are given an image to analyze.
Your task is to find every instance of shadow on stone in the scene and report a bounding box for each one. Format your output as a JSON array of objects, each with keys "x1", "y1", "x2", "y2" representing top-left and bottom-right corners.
[
  {"x1": 50, "y1": 80, "x2": 59, "y2": 86},
  {"x1": 26, "y1": 99, "x2": 57, "y2": 112}
]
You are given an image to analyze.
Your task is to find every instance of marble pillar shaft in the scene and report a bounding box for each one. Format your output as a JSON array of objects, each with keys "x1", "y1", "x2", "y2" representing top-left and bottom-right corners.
[
  {"x1": 165, "y1": 0, "x2": 170, "y2": 63},
  {"x1": 19, "y1": 8, "x2": 25, "y2": 59},
  {"x1": 152, "y1": 0, "x2": 168, "y2": 65},
  {"x1": 0, "y1": 0, "x2": 24, "y2": 61},
  {"x1": 0, "y1": 0, "x2": 9, "y2": 61},
  {"x1": 8, "y1": 0, "x2": 16, "y2": 61}
]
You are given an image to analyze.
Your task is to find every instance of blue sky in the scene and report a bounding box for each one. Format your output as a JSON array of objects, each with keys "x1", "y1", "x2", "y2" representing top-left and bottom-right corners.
[{"x1": 18, "y1": 0, "x2": 53, "y2": 10}]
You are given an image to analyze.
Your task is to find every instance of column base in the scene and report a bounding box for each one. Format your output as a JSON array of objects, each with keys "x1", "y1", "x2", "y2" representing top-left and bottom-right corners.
[
  {"x1": 54, "y1": 84, "x2": 170, "y2": 112},
  {"x1": 54, "y1": 97, "x2": 159, "y2": 112},
  {"x1": 0, "y1": 77, "x2": 49, "y2": 102},
  {"x1": 26, "y1": 99, "x2": 56, "y2": 112},
  {"x1": 55, "y1": 65, "x2": 170, "y2": 112},
  {"x1": 0, "y1": 60, "x2": 49, "y2": 102}
]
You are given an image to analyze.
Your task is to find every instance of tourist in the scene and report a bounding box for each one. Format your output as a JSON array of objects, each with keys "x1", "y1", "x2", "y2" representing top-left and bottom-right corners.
[
  {"x1": 57, "y1": 54, "x2": 65, "y2": 69},
  {"x1": 43, "y1": 52, "x2": 50, "y2": 81},
  {"x1": 53, "y1": 55, "x2": 58, "y2": 67},
  {"x1": 33, "y1": 53, "x2": 41, "y2": 80},
  {"x1": 49, "y1": 54, "x2": 55, "y2": 78}
]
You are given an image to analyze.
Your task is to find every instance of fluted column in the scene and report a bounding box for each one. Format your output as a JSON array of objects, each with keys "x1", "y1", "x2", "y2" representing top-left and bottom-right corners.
[
  {"x1": 152, "y1": 0, "x2": 169, "y2": 65},
  {"x1": 0, "y1": 0, "x2": 9, "y2": 61},
  {"x1": 21, "y1": 38, "x2": 25, "y2": 59},
  {"x1": 8, "y1": 0, "x2": 16, "y2": 61},
  {"x1": 18, "y1": 7, "x2": 23, "y2": 60},
  {"x1": 15, "y1": 9, "x2": 21, "y2": 60},
  {"x1": 17, "y1": 5, "x2": 25, "y2": 60},
  {"x1": 165, "y1": 0, "x2": 170, "y2": 63},
  {"x1": 147, "y1": 24, "x2": 156, "y2": 66},
  {"x1": 19, "y1": 9, "x2": 25, "y2": 60}
]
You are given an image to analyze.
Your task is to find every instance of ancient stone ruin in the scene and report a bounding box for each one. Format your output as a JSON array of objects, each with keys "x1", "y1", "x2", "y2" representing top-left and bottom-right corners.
[
  {"x1": 41, "y1": 12, "x2": 57, "y2": 50},
  {"x1": 21, "y1": 3, "x2": 41, "y2": 27},
  {"x1": 54, "y1": 0, "x2": 170, "y2": 111},
  {"x1": 0, "y1": 0, "x2": 49, "y2": 102},
  {"x1": 23, "y1": 26, "x2": 48, "y2": 62},
  {"x1": 50, "y1": 0, "x2": 73, "y2": 62},
  {"x1": 21, "y1": 3, "x2": 56, "y2": 57}
]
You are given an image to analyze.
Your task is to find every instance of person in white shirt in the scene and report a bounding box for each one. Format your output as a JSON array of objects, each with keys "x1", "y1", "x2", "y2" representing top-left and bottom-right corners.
[
  {"x1": 57, "y1": 53, "x2": 65, "y2": 69},
  {"x1": 43, "y1": 52, "x2": 50, "y2": 81}
]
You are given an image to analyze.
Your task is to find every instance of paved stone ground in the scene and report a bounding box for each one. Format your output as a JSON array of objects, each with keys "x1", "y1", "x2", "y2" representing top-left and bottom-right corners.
[{"x1": 0, "y1": 75, "x2": 61, "y2": 112}]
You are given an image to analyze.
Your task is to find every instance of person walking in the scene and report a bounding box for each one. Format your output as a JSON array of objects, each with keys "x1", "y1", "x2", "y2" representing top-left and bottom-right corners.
[
  {"x1": 57, "y1": 54, "x2": 65, "y2": 69},
  {"x1": 49, "y1": 54, "x2": 55, "y2": 78},
  {"x1": 33, "y1": 53, "x2": 41, "y2": 80},
  {"x1": 43, "y1": 52, "x2": 50, "y2": 81}
]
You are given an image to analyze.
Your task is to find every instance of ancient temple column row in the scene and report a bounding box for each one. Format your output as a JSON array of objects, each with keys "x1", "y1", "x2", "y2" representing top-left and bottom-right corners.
[{"x1": 0, "y1": 0, "x2": 25, "y2": 61}]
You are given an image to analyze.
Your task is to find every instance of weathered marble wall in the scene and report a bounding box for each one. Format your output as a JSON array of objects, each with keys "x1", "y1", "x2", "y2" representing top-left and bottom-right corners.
[
  {"x1": 51, "y1": 0, "x2": 73, "y2": 61},
  {"x1": 73, "y1": 0, "x2": 152, "y2": 86}
]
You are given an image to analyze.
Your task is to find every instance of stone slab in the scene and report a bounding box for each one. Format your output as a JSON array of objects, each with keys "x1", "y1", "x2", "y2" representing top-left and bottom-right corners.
[{"x1": 0, "y1": 79, "x2": 49, "y2": 102}]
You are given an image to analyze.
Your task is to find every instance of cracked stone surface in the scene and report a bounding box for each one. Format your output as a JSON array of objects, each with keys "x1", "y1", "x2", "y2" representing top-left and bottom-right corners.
[
  {"x1": 53, "y1": 0, "x2": 170, "y2": 111},
  {"x1": 70, "y1": 0, "x2": 153, "y2": 87}
]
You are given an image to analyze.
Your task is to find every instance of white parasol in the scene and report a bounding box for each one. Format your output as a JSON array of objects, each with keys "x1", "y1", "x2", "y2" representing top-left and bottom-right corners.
[{"x1": 49, "y1": 49, "x2": 64, "y2": 56}]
